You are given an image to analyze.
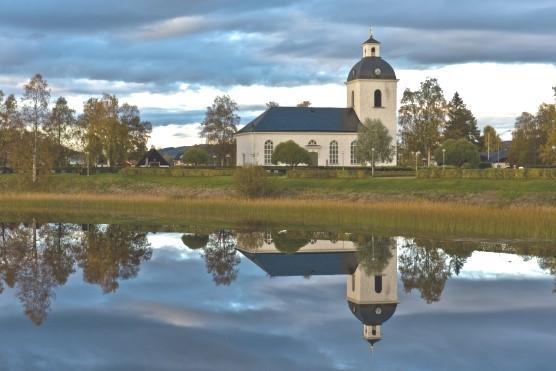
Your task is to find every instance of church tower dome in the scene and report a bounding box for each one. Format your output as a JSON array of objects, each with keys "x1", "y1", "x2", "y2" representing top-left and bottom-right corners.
[{"x1": 346, "y1": 28, "x2": 398, "y2": 165}]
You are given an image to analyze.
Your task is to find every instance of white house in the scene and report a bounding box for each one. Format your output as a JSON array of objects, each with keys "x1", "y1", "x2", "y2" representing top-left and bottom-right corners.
[{"x1": 235, "y1": 29, "x2": 398, "y2": 167}]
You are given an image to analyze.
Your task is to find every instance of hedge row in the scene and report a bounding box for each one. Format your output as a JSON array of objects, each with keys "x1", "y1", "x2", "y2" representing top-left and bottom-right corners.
[
  {"x1": 417, "y1": 167, "x2": 556, "y2": 179},
  {"x1": 120, "y1": 167, "x2": 235, "y2": 177},
  {"x1": 287, "y1": 168, "x2": 415, "y2": 179}
]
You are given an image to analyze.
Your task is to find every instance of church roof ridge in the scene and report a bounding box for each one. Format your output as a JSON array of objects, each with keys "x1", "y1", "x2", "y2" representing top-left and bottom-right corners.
[{"x1": 237, "y1": 106, "x2": 363, "y2": 134}]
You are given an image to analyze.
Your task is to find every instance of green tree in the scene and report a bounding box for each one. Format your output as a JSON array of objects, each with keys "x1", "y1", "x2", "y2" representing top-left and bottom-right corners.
[
  {"x1": 182, "y1": 147, "x2": 209, "y2": 166},
  {"x1": 200, "y1": 95, "x2": 239, "y2": 166},
  {"x1": 271, "y1": 140, "x2": 311, "y2": 167},
  {"x1": 356, "y1": 119, "x2": 394, "y2": 166},
  {"x1": 434, "y1": 138, "x2": 480, "y2": 167},
  {"x1": 509, "y1": 112, "x2": 539, "y2": 166},
  {"x1": 480, "y1": 125, "x2": 501, "y2": 153},
  {"x1": 44, "y1": 97, "x2": 76, "y2": 167},
  {"x1": 119, "y1": 103, "x2": 151, "y2": 162},
  {"x1": 0, "y1": 93, "x2": 22, "y2": 168},
  {"x1": 266, "y1": 101, "x2": 279, "y2": 108},
  {"x1": 443, "y1": 92, "x2": 480, "y2": 145},
  {"x1": 296, "y1": 101, "x2": 311, "y2": 107},
  {"x1": 540, "y1": 127, "x2": 556, "y2": 165},
  {"x1": 22, "y1": 74, "x2": 51, "y2": 183},
  {"x1": 399, "y1": 78, "x2": 447, "y2": 166}
]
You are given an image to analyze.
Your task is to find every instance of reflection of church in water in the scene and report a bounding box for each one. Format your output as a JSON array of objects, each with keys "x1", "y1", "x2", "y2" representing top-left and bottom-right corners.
[{"x1": 237, "y1": 232, "x2": 398, "y2": 346}]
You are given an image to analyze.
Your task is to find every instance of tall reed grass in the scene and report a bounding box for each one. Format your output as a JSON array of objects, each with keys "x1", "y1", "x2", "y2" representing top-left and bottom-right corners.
[{"x1": 2, "y1": 192, "x2": 556, "y2": 239}]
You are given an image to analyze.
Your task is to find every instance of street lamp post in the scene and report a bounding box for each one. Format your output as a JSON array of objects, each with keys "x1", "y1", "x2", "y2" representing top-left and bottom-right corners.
[
  {"x1": 371, "y1": 148, "x2": 375, "y2": 177},
  {"x1": 415, "y1": 151, "x2": 420, "y2": 176},
  {"x1": 442, "y1": 148, "x2": 446, "y2": 170}
]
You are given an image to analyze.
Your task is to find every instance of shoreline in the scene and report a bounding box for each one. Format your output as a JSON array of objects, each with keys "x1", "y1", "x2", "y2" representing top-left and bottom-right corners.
[{"x1": 2, "y1": 192, "x2": 556, "y2": 240}]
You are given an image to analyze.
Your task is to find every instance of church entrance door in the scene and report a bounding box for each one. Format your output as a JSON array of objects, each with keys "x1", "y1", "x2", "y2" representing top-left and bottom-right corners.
[{"x1": 309, "y1": 152, "x2": 318, "y2": 167}]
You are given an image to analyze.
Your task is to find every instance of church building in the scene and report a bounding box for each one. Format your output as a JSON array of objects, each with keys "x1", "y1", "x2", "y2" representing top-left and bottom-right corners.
[{"x1": 235, "y1": 30, "x2": 398, "y2": 167}]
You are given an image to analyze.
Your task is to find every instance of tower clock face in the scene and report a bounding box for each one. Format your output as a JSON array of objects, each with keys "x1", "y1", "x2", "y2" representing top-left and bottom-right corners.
[{"x1": 374, "y1": 68, "x2": 382, "y2": 76}]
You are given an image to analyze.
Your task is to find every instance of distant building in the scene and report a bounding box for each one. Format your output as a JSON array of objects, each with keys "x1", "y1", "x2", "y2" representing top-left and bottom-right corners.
[
  {"x1": 480, "y1": 140, "x2": 512, "y2": 168},
  {"x1": 235, "y1": 29, "x2": 398, "y2": 167},
  {"x1": 137, "y1": 147, "x2": 170, "y2": 167}
]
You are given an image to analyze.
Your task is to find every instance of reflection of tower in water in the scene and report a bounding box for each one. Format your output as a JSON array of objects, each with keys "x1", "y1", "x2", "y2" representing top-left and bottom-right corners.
[
  {"x1": 347, "y1": 243, "x2": 398, "y2": 346},
  {"x1": 236, "y1": 232, "x2": 399, "y2": 347}
]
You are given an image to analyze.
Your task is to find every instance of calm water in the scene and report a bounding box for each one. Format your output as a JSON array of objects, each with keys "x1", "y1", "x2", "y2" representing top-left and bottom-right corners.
[{"x1": 0, "y1": 221, "x2": 555, "y2": 370}]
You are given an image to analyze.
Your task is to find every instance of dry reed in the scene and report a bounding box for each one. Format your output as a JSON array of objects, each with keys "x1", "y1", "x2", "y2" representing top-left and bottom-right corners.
[{"x1": 1, "y1": 192, "x2": 556, "y2": 239}]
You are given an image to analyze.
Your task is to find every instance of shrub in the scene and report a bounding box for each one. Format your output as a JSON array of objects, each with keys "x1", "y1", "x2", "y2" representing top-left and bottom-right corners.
[
  {"x1": 434, "y1": 139, "x2": 480, "y2": 168},
  {"x1": 182, "y1": 147, "x2": 209, "y2": 166},
  {"x1": 271, "y1": 141, "x2": 312, "y2": 167},
  {"x1": 233, "y1": 166, "x2": 276, "y2": 198}
]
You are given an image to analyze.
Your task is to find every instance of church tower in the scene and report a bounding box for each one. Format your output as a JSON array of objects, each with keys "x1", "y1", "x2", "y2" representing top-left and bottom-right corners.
[
  {"x1": 346, "y1": 238, "x2": 398, "y2": 346},
  {"x1": 346, "y1": 28, "x2": 398, "y2": 164}
]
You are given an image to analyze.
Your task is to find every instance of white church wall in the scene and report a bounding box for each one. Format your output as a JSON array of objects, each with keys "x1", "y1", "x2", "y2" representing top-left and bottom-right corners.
[{"x1": 236, "y1": 132, "x2": 362, "y2": 167}]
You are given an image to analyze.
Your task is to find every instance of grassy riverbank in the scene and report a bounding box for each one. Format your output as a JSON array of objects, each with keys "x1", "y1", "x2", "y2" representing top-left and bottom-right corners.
[
  {"x1": 2, "y1": 173, "x2": 556, "y2": 205},
  {"x1": 2, "y1": 192, "x2": 556, "y2": 239}
]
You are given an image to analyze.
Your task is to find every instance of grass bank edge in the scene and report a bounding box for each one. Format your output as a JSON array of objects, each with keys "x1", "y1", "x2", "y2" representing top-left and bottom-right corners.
[{"x1": 1, "y1": 192, "x2": 556, "y2": 240}]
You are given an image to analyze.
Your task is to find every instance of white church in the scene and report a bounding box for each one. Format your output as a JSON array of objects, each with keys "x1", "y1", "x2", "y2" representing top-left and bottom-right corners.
[{"x1": 235, "y1": 30, "x2": 398, "y2": 167}]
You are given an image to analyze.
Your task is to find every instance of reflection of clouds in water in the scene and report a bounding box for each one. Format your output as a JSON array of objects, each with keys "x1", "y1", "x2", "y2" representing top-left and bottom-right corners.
[
  {"x1": 1, "y1": 226, "x2": 556, "y2": 370},
  {"x1": 458, "y1": 252, "x2": 549, "y2": 279}
]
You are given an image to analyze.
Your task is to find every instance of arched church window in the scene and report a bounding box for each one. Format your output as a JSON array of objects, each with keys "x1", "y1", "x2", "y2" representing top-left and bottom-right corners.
[
  {"x1": 264, "y1": 140, "x2": 273, "y2": 165},
  {"x1": 374, "y1": 89, "x2": 382, "y2": 107},
  {"x1": 374, "y1": 275, "x2": 383, "y2": 293},
  {"x1": 371, "y1": 47, "x2": 376, "y2": 57},
  {"x1": 329, "y1": 141, "x2": 338, "y2": 165},
  {"x1": 350, "y1": 141, "x2": 358, "y2": 164},
  {"x1": 351, "y1": 91, "x2": 355, "y2": 108},
  {"x1": 308, "y1": 139, "x2": 317, "y2": 146}
]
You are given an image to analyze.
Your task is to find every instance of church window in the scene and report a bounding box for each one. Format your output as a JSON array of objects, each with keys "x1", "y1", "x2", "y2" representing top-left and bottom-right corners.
[
  {"x1": 371, "y1": 47, "x2": 376, "y2": 57},
  {"x1": 308, "y1": 139, "x2": 317, "y2": 146},
  {"x1": 329, "y1": 141, "x2": 338, "y2": 165},
  {"x1": 374, "y1": 89, "x2": 382, "y2": 107},
  {"x1": 350, "y1": 141, "x2": 358, "y2": 164},
  {"x1": 374, "y1": 275, "x2": 383, "y2": 294},
  {"x1": 351, "y1": 91, "x2": 355, "y2": 108},
  {"x1": 264, "y1": 140, "x2": 273, "y2": 165}
]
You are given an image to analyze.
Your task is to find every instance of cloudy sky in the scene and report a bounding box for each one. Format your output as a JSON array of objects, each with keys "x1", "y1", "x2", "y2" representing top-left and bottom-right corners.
[{"x1": 1, "y1": 0, "x2": 555, "y2": 147}]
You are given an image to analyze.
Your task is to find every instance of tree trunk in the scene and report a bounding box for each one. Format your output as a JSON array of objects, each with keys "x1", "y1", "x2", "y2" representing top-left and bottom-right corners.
[{"x1": 33, "y1": 124, "x2": 37, "y2": 184}]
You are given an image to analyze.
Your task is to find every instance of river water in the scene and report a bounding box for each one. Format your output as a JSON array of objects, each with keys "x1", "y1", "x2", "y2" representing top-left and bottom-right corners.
[{"x1": 0, "y1": 221, "x2": 554, "y2": 370}]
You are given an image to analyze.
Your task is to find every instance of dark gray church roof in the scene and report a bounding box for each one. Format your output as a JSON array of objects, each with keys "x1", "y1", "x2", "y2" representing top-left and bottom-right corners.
[
  {"x1": 363, "y1": 35, "x2": 381, "y2": 44},
  {"x1": 239, "y1": 251, "x2": 359, "y2": 277},
  {"x1": 347, "y1": 57, "x2": 397, "y2": 81},
  {"x1": 236, "y1": 107, "x2": 363, "y2": 134},
  {"x1": 348, "y1": 302, "x2": 397, "y2": 326}
]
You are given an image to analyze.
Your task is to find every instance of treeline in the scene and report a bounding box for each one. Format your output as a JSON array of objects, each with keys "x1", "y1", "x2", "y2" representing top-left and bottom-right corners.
[
  {"x1": 0, "y1": 74, "x2": 152, "y2": 182},
  {"x1": 398, "y1": 79, "x2": 556, "y2": 167}
]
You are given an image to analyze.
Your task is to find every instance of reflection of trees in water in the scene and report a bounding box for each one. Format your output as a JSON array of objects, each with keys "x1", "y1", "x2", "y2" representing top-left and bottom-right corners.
[
  {"x1": 181, "y1": 234, "x2": 209, "y2": 250},
  {"x1": 203, "y1": 230, "x2": 240, "y2": 286},
  {"x1": 399, "y1": 239, "x2": 452, "y2": 304},
  {"x1": 538, "y1": 257, "x2": 556, "y2": 293},
  {"x1": 272, "y1": 231, "x2": 311, "y2": 254},
  {"x1": 352, "y1": 235, "x2": 395, "y2": 275},
  {"x1": 78, "y1": 225, "x2": 152, "y2": 293},
  {"x1": 0, "y1": 222, "x2": 152, "y2": 325}
]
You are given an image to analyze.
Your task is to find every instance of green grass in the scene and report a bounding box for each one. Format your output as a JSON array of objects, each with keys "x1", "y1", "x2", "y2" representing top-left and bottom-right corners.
[{"x1": 2, "y1": 173, "x2": 556, "y2": 204}]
